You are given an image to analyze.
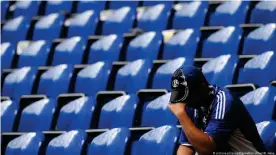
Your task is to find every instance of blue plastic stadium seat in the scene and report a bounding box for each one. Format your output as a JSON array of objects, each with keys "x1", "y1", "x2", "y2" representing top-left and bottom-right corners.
[
  {"x1": 110, "y1": 1, "x2": 138, "y2": 10},
  {"x1": 75, "y1": 62, "x2": 110, "y2": 95},
  {"x1": 1, "y1": 100, "x2": 18, "y2": 132},
  {"x1": 209, "y1": 1, "x2": 249, "y2": 26},
  {"x1": 46, "y1": 130, "x2": 86, "y2": 155},
  {"x1": 2, "y1": 67, "x2": 36, "y2": 101},
  {"x1": 88, "y1": 128, "x2": 130, "y2": 155},
  {"x1": 77, "y1": 0, "x2": 106, "y2": 13},
  {"x1": 13, "y1": 1, "x2": 41, "y2": 18},
  {"x1": 238, "y1": 51, "x2": 276, "y2": 86},
  {"x1": 45, "y1": 1, "x2": 73, "y2": 15},
  {"x1": 143, "y1": 1, "x2": 173, "y2": 7},
  {"x1": 243, "y1": 23, "x2": 276, "y2": 55},
  {"x1": 135, "y1": 125, "x2": 179, "y2": 155},
  {"x1": 250, "y1": 1, "x2": 276, "y2": 24},
  {"x1": 5, "y1": 132, "x2": 44, "y2": 155},
  {"x1": 141, "y1": 93, "x2": 177, "y2": 127},
  {"x1": 1, "y1": 1, "x2": 9, "y2": 20},
  {"x1": 163, "y1": 29, "x2": 199, "y2": 59},
  {"x1": 33, "y1": 13, "x2": 64, "y2": 41},
  {"x1": 202, "y1": 54, "x2": 238, "y2": 87},
  {"x1": 240, "y1": 87, "x2": 276, "y2": 123},
  {"x1": 37, "y1": 64, "x2": 72, "y2": 98},
  {"x1": 137, "y1": 4, "x2": 171, "y2": 32},
  {"x1": 18, "y1": 98, "x2": 56, "y2": 132},
  {"x1": 102, "y1": 7, "x2": 135, "y2": 35},
  {"x1": 18, "y1": 40, "x2": 51, "y2": 68},
  {"x1": 52, "y1": 37, "x2": 86, "y2": 65},
  {"x1": 202, "y1": 26, "x2": 242, "y2": 58},
  {"x1": 99, "y1": 95, "x2": 137, "y2": 128},
  {"x1": 2, "y1": 16, "x2": 30, "y2": 43},
  {"x1": 173, "y1": 1, "x2": 208, "y2": 29},
  {"x1": 256, "y1": 121, "x2": 276, "y2": 152},
  {"x1": 1, "y1": 42, "x2": 15, "y2": 69},
  {"x1": 56, "y1": 97, "x2": 95, "y2": 130},
  {"x1": 88, "y1": 34, "x2": 123, "y2": 63},
  {"x1": 152, "y1": 57, "x2": 193, "y2": 90},
  {"x1": 126, "y1": 32, "x2": 162, "y2": 61},
  {"x1": 115, "y1": 59, "x2": 152, "y2": 93},
  {"x1": 66, "y1": 10, "x2": 99, "y2": 38}
]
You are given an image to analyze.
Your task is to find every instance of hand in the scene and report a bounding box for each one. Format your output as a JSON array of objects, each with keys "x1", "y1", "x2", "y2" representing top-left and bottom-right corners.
[{"x1": 168, "y1": 103, "x2": 187, "y2": 119}]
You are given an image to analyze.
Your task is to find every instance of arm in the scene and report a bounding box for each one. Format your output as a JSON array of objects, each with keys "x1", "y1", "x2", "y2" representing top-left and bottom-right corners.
[{"x1": 177, "y1": 145, "x2": 194, "y2": 155}]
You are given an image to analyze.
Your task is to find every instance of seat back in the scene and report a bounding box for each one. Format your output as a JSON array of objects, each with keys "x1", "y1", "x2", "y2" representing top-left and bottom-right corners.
[
  {"x1": 14, "y1": 1, "x2": 40, "y2": 18},
  {"x1": 250, "y1": 1, "x2": 276, "y2": 24},
  {"x1": 256, "y1": 121, "x2": 276, "y2": 152},
  {"x1": 77, "y1": 0, "x2": 105, "y2": 13},
  {"x1": 45, "y1": 1, "x2": 73, "y2": 15},
  {"x1": 1, "y1": 42, "x2": 15, "y2": 69},
  {"x1": 1, "y1": 100, "x2": 18, "y2": 132}
]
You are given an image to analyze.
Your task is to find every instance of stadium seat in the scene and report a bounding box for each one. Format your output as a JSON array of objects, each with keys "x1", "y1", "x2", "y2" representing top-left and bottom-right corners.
[
  {"x1": 202, "y1": 54, "x2": 238, "y2": 87},
  {"x1": 137, "y1": 4, "x2": 171, "y2": 32},
  {"x1": 5, "y1": 132, "x2": 44, "y2": 155},
  {"x1": 45, "y1": 1, "x2": 73, "y2": 15},
  {"x1": 2, "y1": 67, "x2": 37, "y2": 101},
  {"x1": 238, "y1": 51, "x2": 276, "y2": 86},
  {"x1": 143, "y1": 1, "x2": 173, "y2": 8},
  {"x1": 126, "y1": 31, "x2": 162, "y2": 61},
  {"x1": 75, "y1": 62, "x2": 110, "y2": 95},
  {"x1": 87, "y1": 128, "x2": 130, "y2": 155},
  {"x1": 76, "y1": 0, "x2": 106, "y2": 13},
  {"x1": 202, "y1": 26, "x2": 242, "y2": 58},
  {"x1": 256, "y1": 121, "x2": 276, "y2": 152},
  {"x1": 33, "y1": 13, "x2": 64, "y2": 41},
  {"x1": 46, "y1": 130, "x2": 86, "y2": 155},
  {"x1": 173, "y1": 1, "x2": 208, "y2": 29},
  {"x1": 110, "y1": 1, "x2": 139, "y2": 10},
  {"x1": 134, "y1": 125, "x2": 179, "y2": 155},
  {"x1": 1, "y1": 42, "x2": 15, "y2": 69},
  {"x1": 114, "y1": 59, "x2": 152, "y2": 93},
  {"x1": 240, "y1": 87, "x2": 276, "y2": 123},
  {"x1": 56, "y1": 96, "x2": 95, "y2": 130},
  {"x1": 13, "y1": 1, "x2": 41, "y2": 18},
  {"x1": 98, "y1": 95, "x2": 137, "y2": 128},
  {"x1": 18, "y1": 98, "x2": 56, "y2": 132},
  {"x1": 1, "y1": 1, "x2": 9, "y2": 20},
  {"x1": 88, "y1": 34, "x2": 123, "y2": 63},
  {"x1": 37, "y1": 64, "x2": 73, "y2": 98},
  {"x1": 163, "y1": 29, "x2": 199, "y2": 59},
  {"x1": 18, "y1": 40, "x2": 51, "y2": 68},
  {"x1": 52, "y1": 36, "x2": 86, "y2": 65},
  {"x1": 2, "y1": 16, "x2": 30, "y2": 43},
  {"x1": 1, "y1": 100, "x2": 18, "y2": 132},
  {"x1": 242, "y1": 23, "x2": 276, "y2": 55},
  {"x1": 102, "y1": 7, "x2": 135, "y2": 35},
  {"x1": 141, "y1": 93, "x2": 177, "y2": 127},
  {"x1": 66, "y1": 10, "x2": 99, "y2": 38},
  {"x1": 250, "y1": 1, "x2": 276, "y2": 24},
  {"x1": 152, "y1": 57, "x2": 193, "y2": 90},
  {"x1": 209, "y1": 1, "x2": 249, "y2": 26}
]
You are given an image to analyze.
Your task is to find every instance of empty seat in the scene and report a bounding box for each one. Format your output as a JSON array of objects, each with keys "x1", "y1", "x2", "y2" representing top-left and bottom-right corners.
[
  {"x1": 115, "y1": 59, "x2": 152, "y2": 93},
  {"x1": 163, "y1": 29, "x2": 199, "y2": 59},
  {"x1": 173, "y1": 1, "x2": 208, "y2": 29},
  {"x1": 137, "y1": 4, "x2": 171, "y2": 32},
  {"x1": 202, "y1": 26, "x2": 242, "y2": 58},
  {"x1": 18, "y1": 40, "x2": 51, "y2": 68},
  {"x1": 46, "y1": 130, "x2": 86, "y2": 155},
  {"x1": 45, "y1": 1, "x2": 73, "y2": 15},
  {"x1": 1, "y1": 1, "x2": 9, "y2": 20},
  {"x1": 75, "y1": 62, "x2": 110, "y2": 95},
  {"x1": 52, "y1": 37, "x2": 86, "y2": 65},
  {"x1": 2, "y1": 16, "x2": 30, "y2": 43},
  {"x1": 240, "y1": 87, "x2": 276, "y2": 123},
  {"x1": 88, "y1": 128, "x2": 130, "y2": 155},
  {"x1": 5, "y1": 132, "x2": 44, "y2": 155},
  {"x1": 126, "y1": 31, "x2": 162, "y2": 61},
  {"x1": 238, "y1": 51, "x2": 276, "y2": 86},
  {"x1": 209, "y1": 1, "x2": 249, "y2": 26},
  {"x1": 152, "y1": 57, "x2": 193, "y2": 90},
  {"x1": 1, "y1": 42, "x2": 15, "y2": 69},
  {"x1": 256, "y1": 121, "x2": 276, "y2": 152},
  {"x1": 13, "y1": 1, "x2": 41, "y2": 18},
  {"x1": 102, "y1": 7, "x2": 135, "y2": 35},
  {"x1": 18, "y1": 98, "x2": 56, "y2": 132},
  {"x1": 135, "y1": 125, "x2": 179, "y2": 155},
  {"x1": 2, "y1": 67, "x2": 37, "y2": 101},
  {"x1": 37, "y1": 64, "x2": 72, "y2": 98},
  {"x1": 110, "y1": 1, "x2": 139, "y2": 10},
  {"x1": 243, "y1": 23, "x2": 276, "y2": 55},
  {"x1": 88, "y1": 34, "x2": 123, "y2": 63},
  {"x1": 202, "y1": 54, "x2": 238, "y2": 87},
  {"x1": 250, "y1": 1, "x2": 276, "y2": 24},
  {"x1": 66, "y1": 10, "x2": 99, "y2": 38},
  {"x1": 33, "y1": 13, "x2": 64, "y2": 41},
  {"x1": 1, "y1": 100, "x2": 18, "y2": 132},
  {"x1": 99, "y1": 95, "x2": 137, "y2": 128},
  {"x1": 76, "y1": 0, "x2": 106, "y2": 13}
]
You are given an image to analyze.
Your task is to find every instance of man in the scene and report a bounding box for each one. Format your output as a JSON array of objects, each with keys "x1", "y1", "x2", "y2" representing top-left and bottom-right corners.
[{"x1": 168, "y1": 66, "x2": 266, "y2": 155}]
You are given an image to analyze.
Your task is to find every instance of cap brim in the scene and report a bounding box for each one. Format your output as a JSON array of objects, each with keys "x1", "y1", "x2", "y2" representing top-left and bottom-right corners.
[{"x1": 170, "y1": 89, "x2": 188, "y2": 103}]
